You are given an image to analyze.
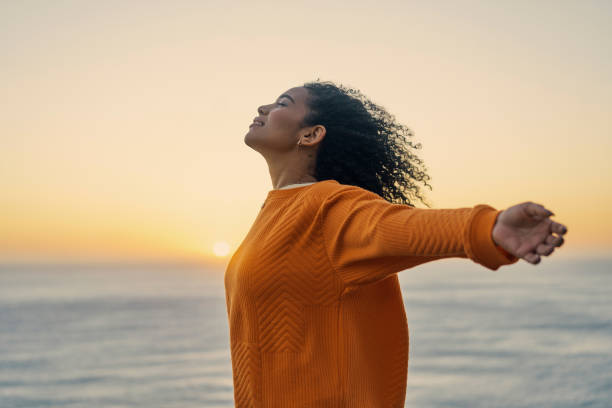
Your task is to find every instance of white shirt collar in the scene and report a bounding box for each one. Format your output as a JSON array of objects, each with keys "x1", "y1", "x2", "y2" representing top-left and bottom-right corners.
[{"x1": 278, "y1": 182, "x2": 317, "y2": 190}]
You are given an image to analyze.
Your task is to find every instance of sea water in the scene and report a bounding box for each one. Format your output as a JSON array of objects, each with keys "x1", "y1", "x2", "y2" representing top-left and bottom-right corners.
[{"x1": 1, "y1": 257, "x2": 610, "y2": 407}]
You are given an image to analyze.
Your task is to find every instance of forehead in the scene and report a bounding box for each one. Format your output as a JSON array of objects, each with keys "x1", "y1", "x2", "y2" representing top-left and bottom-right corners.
[{"x1": 278, "y1": 86, "x2": 308, "y2": 102}]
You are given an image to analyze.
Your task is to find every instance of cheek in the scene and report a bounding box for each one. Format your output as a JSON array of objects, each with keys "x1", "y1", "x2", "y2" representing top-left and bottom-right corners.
[{"x1": 268, "y1": 110, "x2": 299, "y2": 132}]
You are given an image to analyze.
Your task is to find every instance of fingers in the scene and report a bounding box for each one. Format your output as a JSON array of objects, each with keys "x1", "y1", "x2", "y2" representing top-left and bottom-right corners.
[
  {"x1": 526, "y1": 202, "x2": 567, "y2": 233},
  {"x1": 535, "y1": 243, "x2": 555, "y2": 256},
  {"x1": 544, "y1": 234, "x2": 564, "y2": 247},
  {"x1": 520, "y1": 201, "x2": 568, "y2": 265},
  {"x1": 550, "y1": 221, "x2": 568, "y2": 235},
  {"x1": 523, "y1": 252, "x2": 541, "y2": 264},
  {"x1": 525, "y1": 233, "x2": 565, "y2": 264},
  {"x1": 526, "y1": 202, "x2": 554, "y2": 220}
]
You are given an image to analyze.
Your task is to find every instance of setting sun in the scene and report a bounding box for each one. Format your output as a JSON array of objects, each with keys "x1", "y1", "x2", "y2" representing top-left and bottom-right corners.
[{"x1": 213, "y1": 241, "x2": 231, "y2": 257}]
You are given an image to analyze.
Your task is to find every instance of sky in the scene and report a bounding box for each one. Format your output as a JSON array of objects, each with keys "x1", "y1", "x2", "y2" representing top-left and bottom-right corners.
[{"x1": 1, "y1": 0, "x2": 611, "y2": 265}]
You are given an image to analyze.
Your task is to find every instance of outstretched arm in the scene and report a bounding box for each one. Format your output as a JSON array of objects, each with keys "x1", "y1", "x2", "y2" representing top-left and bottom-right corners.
[
  {"x1": 318, "y1": 186, "x2": 522, "y2": 288},
  {"x1": 492, "y1": 201, "x2": 568, "y2": 265}
]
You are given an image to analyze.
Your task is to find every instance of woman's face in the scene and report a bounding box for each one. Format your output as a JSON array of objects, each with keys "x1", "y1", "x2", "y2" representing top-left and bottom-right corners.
[{"x1": 244, "y1": 86, "x2": 311, "y2": 154}]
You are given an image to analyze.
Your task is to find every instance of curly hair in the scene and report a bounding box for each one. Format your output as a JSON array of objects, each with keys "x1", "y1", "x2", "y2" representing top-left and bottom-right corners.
[{"x1": 301, "y1": 79, "x2": 433, "y2": 208}]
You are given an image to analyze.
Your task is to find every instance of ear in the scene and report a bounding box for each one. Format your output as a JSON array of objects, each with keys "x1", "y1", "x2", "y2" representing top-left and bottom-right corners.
[{"x1": 300, "y1": 125, "x2": 326, "y2": 147}]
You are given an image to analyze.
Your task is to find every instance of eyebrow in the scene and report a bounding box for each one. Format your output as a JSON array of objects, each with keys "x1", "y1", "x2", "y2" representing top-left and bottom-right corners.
[{"x1": 277, "y1": 94, "x2": 295, "y2": 104}]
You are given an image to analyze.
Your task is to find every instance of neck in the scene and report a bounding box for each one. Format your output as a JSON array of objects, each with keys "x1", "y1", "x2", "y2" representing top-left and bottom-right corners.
[
  {"x1": 272, "y1": 174, "x2": 318, "y2": 190},
  {"x1": 266, "y1": 156, "x2": 317, "y2": 190}
]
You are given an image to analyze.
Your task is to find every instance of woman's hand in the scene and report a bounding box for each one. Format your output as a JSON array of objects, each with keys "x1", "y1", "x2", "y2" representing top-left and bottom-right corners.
[{"x1": 492, "y1": 201, "x2": 568, "y2": 265}]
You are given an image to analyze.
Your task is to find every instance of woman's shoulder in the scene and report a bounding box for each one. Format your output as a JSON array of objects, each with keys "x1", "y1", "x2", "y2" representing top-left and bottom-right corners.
[{"x1": 307, "y1": 179, "x2": 383, "y2": 205}]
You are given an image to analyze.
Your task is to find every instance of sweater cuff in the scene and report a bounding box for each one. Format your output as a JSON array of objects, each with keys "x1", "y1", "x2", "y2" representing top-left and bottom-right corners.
[{"x1": 464, "y1": 205, "x2": 520, "y2": 270}]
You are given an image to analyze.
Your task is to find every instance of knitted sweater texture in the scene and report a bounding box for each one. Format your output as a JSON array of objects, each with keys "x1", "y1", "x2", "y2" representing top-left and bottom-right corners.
[{"x1": 224, "y1": 179, "x2": 519, "y2": 407}]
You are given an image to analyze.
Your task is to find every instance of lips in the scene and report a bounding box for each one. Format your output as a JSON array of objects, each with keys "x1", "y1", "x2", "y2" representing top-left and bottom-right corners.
[{"x1": 251, "y1": 117, "x2": 265, "y2": 126}]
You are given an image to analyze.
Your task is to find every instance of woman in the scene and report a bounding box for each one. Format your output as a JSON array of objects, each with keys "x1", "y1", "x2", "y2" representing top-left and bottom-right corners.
[{"x1": 224, "y1": 80, "x2": 567, "y2": 407}]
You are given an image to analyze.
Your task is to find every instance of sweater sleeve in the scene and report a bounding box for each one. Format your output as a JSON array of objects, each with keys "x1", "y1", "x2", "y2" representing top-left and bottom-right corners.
[{"x1": 318, "y1": 186, "x2": 520, "y2": 288}]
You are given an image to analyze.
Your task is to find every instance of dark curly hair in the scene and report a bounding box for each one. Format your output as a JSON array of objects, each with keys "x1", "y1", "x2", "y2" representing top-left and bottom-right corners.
[{"x1": 301, "y1": 79, "x2": 433, "y2": 208}]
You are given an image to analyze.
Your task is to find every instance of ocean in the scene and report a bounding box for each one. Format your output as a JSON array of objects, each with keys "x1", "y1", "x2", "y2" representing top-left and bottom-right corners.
[{"x1": 1, "y1": 257, "x2": 610, "y2": 407}]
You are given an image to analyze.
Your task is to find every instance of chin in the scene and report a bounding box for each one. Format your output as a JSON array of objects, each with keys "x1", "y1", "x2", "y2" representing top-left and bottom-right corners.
[
  {"x1": 244, "y1": 132, "x2": 259, "y2": 151},
  {"x1": 244, "y1": 132, "x2": 253, "y2": 146}
]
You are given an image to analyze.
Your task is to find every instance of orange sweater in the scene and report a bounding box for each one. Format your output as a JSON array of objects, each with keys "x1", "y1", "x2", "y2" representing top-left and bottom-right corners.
[{"x1": 224, "y1": 179, "x2": 519, "y2": 407}]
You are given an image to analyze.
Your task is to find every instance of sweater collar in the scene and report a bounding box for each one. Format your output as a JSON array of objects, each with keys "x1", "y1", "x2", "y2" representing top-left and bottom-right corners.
[{"x1": 265, "y1": 179, "x2": 338, "y2": 201}]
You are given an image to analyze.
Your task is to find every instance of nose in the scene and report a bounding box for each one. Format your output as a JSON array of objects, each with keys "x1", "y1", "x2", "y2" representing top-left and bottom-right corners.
[{"x1": 257, "y1": 104, "x2": 270, "y2": 115}]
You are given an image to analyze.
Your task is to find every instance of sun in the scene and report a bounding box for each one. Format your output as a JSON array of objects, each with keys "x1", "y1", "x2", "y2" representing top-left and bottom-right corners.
[{"x1": 213, "y1": 241, "x2": 231, "y2": 257}]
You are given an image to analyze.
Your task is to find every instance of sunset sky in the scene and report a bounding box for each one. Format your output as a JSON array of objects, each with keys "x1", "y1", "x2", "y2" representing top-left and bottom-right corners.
[{"x1": 2, "y1": 1, "x2": 611, "y2": 265}]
